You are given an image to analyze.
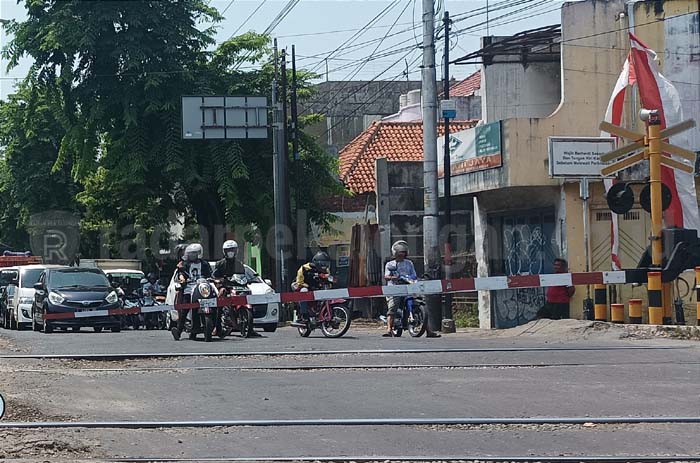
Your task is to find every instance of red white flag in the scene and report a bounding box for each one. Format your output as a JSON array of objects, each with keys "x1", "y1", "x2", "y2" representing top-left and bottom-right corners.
[{"x1": 601, "y1": 33, "x2": 699, "y2": 270}]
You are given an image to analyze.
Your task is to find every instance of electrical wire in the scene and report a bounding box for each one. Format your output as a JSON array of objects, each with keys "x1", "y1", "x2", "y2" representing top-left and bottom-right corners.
[
  {"x1": 262, "y1": 0, "x2": 301, "y2": 35},
  {"x1": 220, "y1": 0, "x2": 236, "y2": 16},
  {"x1": 305, "y1": 0, "x2": 414, "y2": 118},
  {"x1": 227, "y1": 0, "x2": 268, "y2": 41},
  {"x1": 306, "y1": 1, "x2": 403, "y2": 75}
]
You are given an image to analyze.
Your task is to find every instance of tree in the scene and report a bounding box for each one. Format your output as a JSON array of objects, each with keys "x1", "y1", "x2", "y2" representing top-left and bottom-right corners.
[
  {"x1": 0, "y1": 80, "x2": 80, "y2": 250},
  {"x1": 3, "y1": 2, "x2": 345, "y2": 270}
]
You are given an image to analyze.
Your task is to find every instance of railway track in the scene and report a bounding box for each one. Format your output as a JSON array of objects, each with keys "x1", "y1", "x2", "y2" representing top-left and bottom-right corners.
[
  {"x1": 108, "y1": 456, "x2": 700, "y2": 463},
  {"x1": 4, "y1": 360, "x2": 700, "y2": 374},
  {"x1": 2, "y1": 416, "x2": 700, "y2": 429},
  {"x1": 0, "y1": 345, "x2": 693, "y2": 361}
]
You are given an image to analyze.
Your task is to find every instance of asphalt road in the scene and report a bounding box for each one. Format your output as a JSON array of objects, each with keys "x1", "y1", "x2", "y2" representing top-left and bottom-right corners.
[{"x1": 1, "y1": 320, "x2": 699, "y2": 462}]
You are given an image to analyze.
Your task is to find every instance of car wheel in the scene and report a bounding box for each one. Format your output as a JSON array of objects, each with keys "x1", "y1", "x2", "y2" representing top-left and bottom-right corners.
[
  {"x1": 111, "y1": 326, "x2": 121, "y2": 333},
  {"x1": 262, "y1": 323, "x2": 277, "y2": 333},
  {"x1": 70, "y1": 326, "x2": 80, "y2": 332},
  {"x1": 93, "y1": 327, "x2": 103, "y2": 333}
]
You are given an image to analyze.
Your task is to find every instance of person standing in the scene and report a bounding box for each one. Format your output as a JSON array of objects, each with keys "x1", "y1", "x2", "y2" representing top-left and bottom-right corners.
[{"x1": 540, "y1": 258, "x2": 575, "y2": 320}]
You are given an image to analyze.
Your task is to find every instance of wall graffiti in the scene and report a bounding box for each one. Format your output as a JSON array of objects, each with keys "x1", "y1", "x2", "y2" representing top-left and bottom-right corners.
[
  {"x1": 492, "y1": 216, "x2": 559, "y2": 329},
  {"x1": 494, "y1": 287, "x2": 546, "y2": 328}
]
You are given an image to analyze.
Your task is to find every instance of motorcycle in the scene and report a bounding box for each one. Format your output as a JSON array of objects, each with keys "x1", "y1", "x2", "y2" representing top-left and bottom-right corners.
[
  {"x1": 216, "y1": 274, "x2": 254, "y2": 338},
  {"x1": 291, "y1": 272, "x2": 351, "y2": 338},
  {"x1": 380, "y1": 268, "x2": 427, "y2": 338},
  {"x1": 119, "y1": 289, "x2": 143, "y2": 330},
  {"x1": 140, "y1": 279, "x2": 167, "y2": 330},
  {"x1": 176, "y1": 277, "x2": 221, "y2": 342}
]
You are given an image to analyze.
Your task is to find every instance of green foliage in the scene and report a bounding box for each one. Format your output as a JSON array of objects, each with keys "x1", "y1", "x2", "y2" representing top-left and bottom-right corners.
[
  {"x1": 0, "y1": 1, "x2": 345, "y2": 261},
  {"x1": 454, "y1": 302, "x2": 479, "y2": 328}
]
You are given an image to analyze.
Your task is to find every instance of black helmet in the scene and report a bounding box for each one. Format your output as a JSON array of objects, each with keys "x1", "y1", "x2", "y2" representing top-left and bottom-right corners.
[{"x1": 311, "y1": 251, "x2": 331, "y2": 270}]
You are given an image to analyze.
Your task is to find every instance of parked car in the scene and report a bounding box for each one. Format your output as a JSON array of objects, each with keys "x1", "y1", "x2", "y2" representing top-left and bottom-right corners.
[
  {"x1": 31, "y1": 267, "x2": 122, "y2": 333},
  {"x1": 103, "y1": 269, "x2": 145, "y2": 296},
  {"x1": 4, "y1": 265, "x2": 62, "y2": 330},
  {"x1": 165, "y1": 263, "x2": 279, "y2": 333}
]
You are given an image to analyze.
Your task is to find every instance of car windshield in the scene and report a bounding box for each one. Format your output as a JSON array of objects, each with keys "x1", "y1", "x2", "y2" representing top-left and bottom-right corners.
[
  {"x1": 51, "y1": 270, "x2": 110, "y2": 289},
  {"x1": 0, "y1": 271, "x2": 18, "y2": 286},
  {"x1": 20, "y1": 268, "x2": 44, "y2": 288}
]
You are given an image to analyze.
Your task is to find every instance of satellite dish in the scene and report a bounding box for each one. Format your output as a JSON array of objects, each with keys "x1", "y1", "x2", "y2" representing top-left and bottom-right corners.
[
  {"x1": 0, "y1": 393, "x2": 5, "y2": 419},
  {"x1": 640, "y1": 183, "x2": 673, "y2": 213},
  {"x1": 606, "y1": 182, "x2": 634, "y2": 215}
]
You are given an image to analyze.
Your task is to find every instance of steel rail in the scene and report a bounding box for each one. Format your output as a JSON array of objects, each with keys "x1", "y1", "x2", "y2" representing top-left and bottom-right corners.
[
  {"x1": 2, "y1": 416, "x2": 700, "y2": 429},
  {"x1": 6, "y1": 361, "x2": 700, "y2": 374},
  {"x1": 0, "y1": 345, "x2": 692, "y2": 361},
  {"x1": 107, "y1": 456, "x2": 700, "y2": 463}
]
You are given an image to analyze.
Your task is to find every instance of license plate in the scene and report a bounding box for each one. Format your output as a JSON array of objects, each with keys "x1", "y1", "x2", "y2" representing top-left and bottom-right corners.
[{"x1": 199, "y1": 298, "x2": 217, "y2": 308}]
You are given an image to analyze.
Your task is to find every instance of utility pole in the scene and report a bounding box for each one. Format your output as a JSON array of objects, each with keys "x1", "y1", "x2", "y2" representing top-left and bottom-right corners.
[
  {"x1": 422, "y1": 0, "x2": 441, "y2": 333},
  {"x1": 280, "y1": 49, "x2": 292, "y2": 293},
  {"x1": 271, "y1": 41, "x2": 291, "y2": 293},
  {"x1": 271, "y1": 39, "x2": 284, "y2": 291},
  {"x1": 441, "y1": 11, "x2": 455, "y2": 333},
  {"x1": 291, "y1": 45, "x2": 302, "y2": 266},
  {"x1": 580, "y1": 178, "x2": 594, "y2": 320}
]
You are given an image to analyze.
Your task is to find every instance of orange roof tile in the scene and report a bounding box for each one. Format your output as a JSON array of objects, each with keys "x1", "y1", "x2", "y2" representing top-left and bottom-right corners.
[
  {"x1": 449, "y1": 71, "x2": 481, "y2": 97},
  {"x1": 338, "y1": 120, "x2": 478, "y2": 194}
]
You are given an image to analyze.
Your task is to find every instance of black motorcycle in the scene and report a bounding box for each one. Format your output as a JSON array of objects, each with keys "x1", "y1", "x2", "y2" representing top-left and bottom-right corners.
[{"x1": 217, "y1": 274, "x2": 254, "y2": 339}]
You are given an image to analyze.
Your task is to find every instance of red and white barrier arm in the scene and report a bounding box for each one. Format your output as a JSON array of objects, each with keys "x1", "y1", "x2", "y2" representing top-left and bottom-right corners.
[{"x1": 43, "y1": 270, "x2": 648, "y2": 321}]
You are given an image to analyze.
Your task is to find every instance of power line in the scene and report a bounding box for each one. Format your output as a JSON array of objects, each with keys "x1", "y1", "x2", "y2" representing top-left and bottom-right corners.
[
  {"x1": 300, "y1": 46, "x2": 419, "y2": 116},
  {"x1": 262, "y1": 0, "x2": 301, "y2": 35},
  {"x1": 307, "y1": 0, "x2": 402, "y2": 75},
  {"x1": 274, "y1": 21, "x2": 415, "y2": 39},
  {"x1": 220, "y1": 0, "x2": 236, "y2": 16},
  {"x1": 321, "y1": 54, "x2": 423, "y2": 147},
  {"x1": 307, "y1": 0, "x2": 414, "y2": 117},
  {"x1": 227, "y1": 0, "x2": 268, "y2": 41}
]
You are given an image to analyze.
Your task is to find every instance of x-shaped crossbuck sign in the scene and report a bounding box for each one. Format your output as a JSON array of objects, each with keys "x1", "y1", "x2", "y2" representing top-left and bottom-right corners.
[{"x1": 599, "y1": 119, "x2": 697, "y2": 176}]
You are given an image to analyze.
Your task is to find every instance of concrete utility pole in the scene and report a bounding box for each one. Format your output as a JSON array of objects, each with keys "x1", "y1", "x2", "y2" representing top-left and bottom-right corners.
[
  {"x1": 271, "y1": 40, "x2": 290, "y2": 292},
  {"x1": 441, "y1": 10, "x2": 455, "y2": 334},
  {"x1": 422, "y1": 0, "x2": 441, "y2": 333}
]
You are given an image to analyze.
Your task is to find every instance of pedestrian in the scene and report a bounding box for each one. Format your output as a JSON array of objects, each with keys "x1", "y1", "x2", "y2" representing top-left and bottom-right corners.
[{"x1": 538, "y1": 258, "x2": 575, "y2": 320}]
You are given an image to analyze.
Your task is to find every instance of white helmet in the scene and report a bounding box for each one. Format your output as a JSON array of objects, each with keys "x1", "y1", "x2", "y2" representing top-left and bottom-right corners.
[
  {"x1": 184, "y1": 243, "x2": 203, "y2": 262},
  {"x1": 391, "y1": 240, "x2": 409, "y2": 258},
  {"x1": 223, "y1": 240, "x2": 238, "y2": 259}
]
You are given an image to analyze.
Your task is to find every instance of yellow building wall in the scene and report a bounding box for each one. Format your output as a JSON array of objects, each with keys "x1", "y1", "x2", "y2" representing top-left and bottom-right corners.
[{"x1": 502, "y1": 1, "x2": 699, "y2": 320}]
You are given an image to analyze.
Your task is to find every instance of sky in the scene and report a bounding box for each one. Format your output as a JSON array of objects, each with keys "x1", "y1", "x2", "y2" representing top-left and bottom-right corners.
[{"x1": 0, "y1": 0, "x2": 564, "y2": 99}]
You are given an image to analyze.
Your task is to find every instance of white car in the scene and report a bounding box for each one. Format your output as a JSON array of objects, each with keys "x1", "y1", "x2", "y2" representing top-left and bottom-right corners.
[
  {"x1": 5, "y1": 264, "x2": 63, "y2": 330},
  {"x1": 102, "y1": 269, "x2": 145, "y2": 295},
  {"x1": 165, "y1": 263, "x2": 279, "y2": 333}
]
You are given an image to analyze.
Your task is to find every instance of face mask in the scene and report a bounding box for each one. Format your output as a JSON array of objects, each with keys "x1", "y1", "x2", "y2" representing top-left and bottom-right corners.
[{"x1": 226, "y1": 251, "x2": 236, "y2": 259}]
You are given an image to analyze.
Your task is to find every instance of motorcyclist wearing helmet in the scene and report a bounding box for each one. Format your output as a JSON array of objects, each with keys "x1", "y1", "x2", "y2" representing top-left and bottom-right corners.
[
  {"x1": 213, "y1": 240, "x2": 262, "y2": 337},
  {"x1": 383, "y1": 241, "x2": 417, "y2": 337},
  {"x1": 141, "y1": 272, "x2": 163, "y2": 302},
  {"x1": 383, "y1": 240, "x2": 441, "y2": 338},
  {"x1": 172, "y1": 243, "x2": 212, "y2": 340},
  {"x1": 213, "y1": 240, "x2": 246, "y2": 280},
  {"x1": 292, "y1": 251, "x2": 331, "y2": 322}
]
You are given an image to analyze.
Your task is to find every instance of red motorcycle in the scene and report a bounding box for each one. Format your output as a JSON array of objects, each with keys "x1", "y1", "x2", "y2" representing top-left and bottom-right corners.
[
  {"x1": 216, "y1": 274, "x2": 254, "y2": 338},
  {"x1": 291, "y1": 273, "x2": 351, "y2": 338}
]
